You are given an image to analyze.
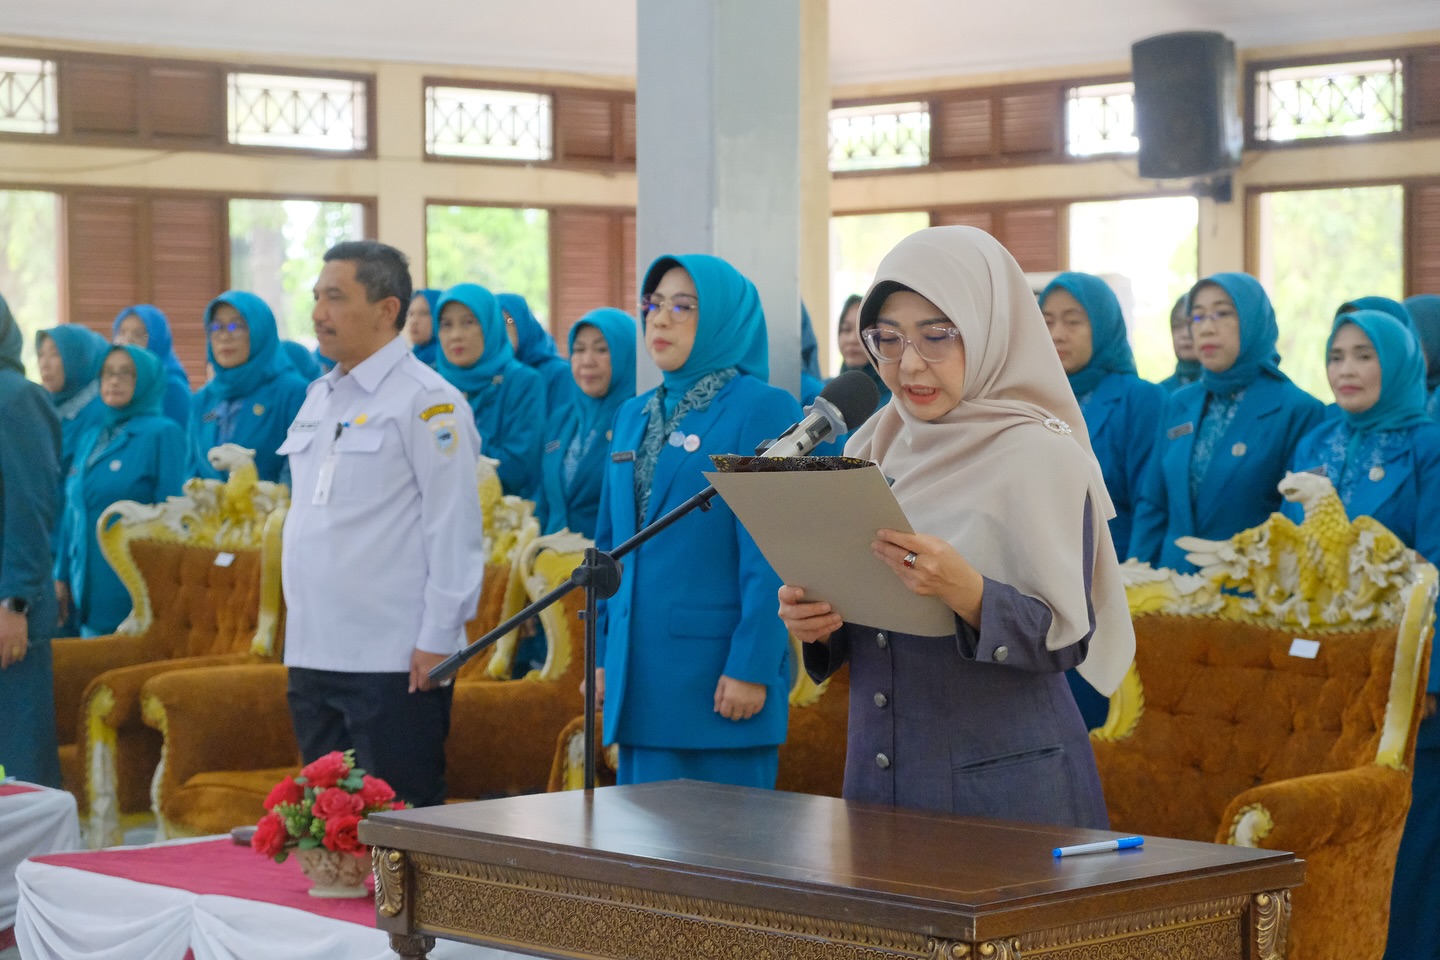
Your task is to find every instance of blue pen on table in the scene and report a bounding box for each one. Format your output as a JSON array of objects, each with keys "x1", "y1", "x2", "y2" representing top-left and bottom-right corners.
[{"x1": 1053, "y1": 836, "x2": 1144, "y2": 858}]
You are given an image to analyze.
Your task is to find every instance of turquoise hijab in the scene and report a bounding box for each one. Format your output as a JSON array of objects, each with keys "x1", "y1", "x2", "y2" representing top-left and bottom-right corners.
[
  {"x1": 0, "y1": 293, "x2": 21, "y2": 375},
  {"x1": 1406, "y1": 294, "x2": 1440, "y2": 392},
  {"x1": 800, "y1": 303, "x2": 822, "y2": 380},
  {"x1": 1336, "y1": 295, "x2": 1415, "y2": 336},
  {"x1": 1329, "y1": 309, "x2": 1429, "y2": 435},
  {"x1": 1041, "y1": 272, "x2": 1137, "y2": 396},
  {"x1": 497, "y1": 293, "x2": 563, "y2": 368},
  {"x1": 410, "y1": 289, "x2": 441, "y2": 365},
  {"x1": 566, "y1": 308, "x2": 637, "y2": 439},
  {"x1": 641, "y1": 254, "x2": 769, "y2": 397},
  {"x1": 434, "y1": 283, "x2": 515, "y2": 391},
  {"x1": 204, "y1": 291, "x2": 294, "y2": 401},
  {"x1": 112, "y1": 305, "x2": 189, "y2": 394},
  {"x1": 38, "y1": 325, "x2": 110, "y2": 404},
  {"x1": 281, "y1": 340, "x2": 323, "y2": 381},
  {"x1": 1189, "y1": 273, "x2": 1285, "y2": 398},
  {"x1": 100, "y1": 345, "x2": 166, "y2": 426}
]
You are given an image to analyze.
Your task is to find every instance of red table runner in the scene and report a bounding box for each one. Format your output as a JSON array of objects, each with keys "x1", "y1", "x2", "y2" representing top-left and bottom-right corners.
[{"x1": 32, "y1": 839, "x2": 377, "y2": 925}]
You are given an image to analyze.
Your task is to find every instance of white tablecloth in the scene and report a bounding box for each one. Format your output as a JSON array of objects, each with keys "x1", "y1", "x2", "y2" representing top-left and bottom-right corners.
[
  {"x1": 15, "y1": 837, "x2": 521, "y2": 960},
  {"x1": 0, "y1": 784, "x2": 81, "y2": 932}
]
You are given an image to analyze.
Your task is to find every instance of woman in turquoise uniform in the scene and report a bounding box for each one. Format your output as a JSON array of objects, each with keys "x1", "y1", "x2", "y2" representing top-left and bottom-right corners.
[
  {"x1": 537, "y1": 307, "x2": 635, "y2": 538},
  {"x1": 435, "y1": 284, "x2": 546, "y2": 499},
  {"x1": 281, "y1": 340, "x2": 323, "y2": 381},
  {"x1": 404, "y1": 289, "x2": 442, "y2": 366},
  {"x1": 1403, "y1": 294, "x2": 1440, "y2": 418},
  {"x1": 1129, "y1": 273, "x2": 1324, "y2": 572},
  {"x1": 187, "y1": 292, "x2": 309, "y2": 484},
  {"x1": 1, "y1": 296, "x2": 63, "y2": 786},
  {"x1": 111, "y1": 304, "x2": 192, "y2": 428},
  {"x1": 1159, "y1": 294, "x2": 1201, "y2": 392},
  {"x1": 1279, "y1": 309, "x2": 1440, "y2": 960},
  {"x1": 54, "y1": 346, "x2": 185, "y2": 636},
  {"x1": 593, "y1": 253, "x2": 801, "y2": 788},
  {"x1": 1040, "y1": 272, "x2": 1163, "y2": 729},
  {"x1": 498, "y1": 293, "x2": 573, "y2": 416}
]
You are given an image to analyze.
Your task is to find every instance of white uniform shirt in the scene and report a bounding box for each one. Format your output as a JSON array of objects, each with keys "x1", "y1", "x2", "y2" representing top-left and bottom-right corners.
[{"x1": 278, "y1": 335, "x2": 485, "y2": 673}]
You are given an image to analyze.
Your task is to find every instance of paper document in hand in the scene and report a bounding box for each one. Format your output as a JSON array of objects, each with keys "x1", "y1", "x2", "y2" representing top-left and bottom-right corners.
[{"x1": 705, "y1": 457, "x2": 955, "y2": 636}]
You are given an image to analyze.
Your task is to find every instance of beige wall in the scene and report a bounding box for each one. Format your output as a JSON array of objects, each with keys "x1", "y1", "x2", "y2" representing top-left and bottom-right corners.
[{"x1": 4, "y1": 27, "x2": 1439, "y2": 284}]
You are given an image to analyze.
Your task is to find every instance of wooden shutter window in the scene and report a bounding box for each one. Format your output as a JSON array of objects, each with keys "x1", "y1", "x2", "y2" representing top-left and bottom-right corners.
[
  {"x1": 1408, "y1": 182, "x2": 1440, "y2": 296},
  {"x1": 619, "y1": 98, "x2": 637, "y2": 163},
  {"x1": 933, "y1": 94, "x2": 995, "y2": 159},
  {"x1": 1000, "y1": 206, "x2": 1062, "y2": 272},
  {"x1": 66, "y1": 59, "x2": 141, "y2": 137},
  {"x1": 146, "y1": 64, "x2": 224, "y2": 142},
  {"x1": 552, "y1": 209, "x2": 620, "y2": 345},
  {"x1": 555, "y1": 92, "x2": 617, "y2": 162},
  {"x1": 620, "y1": 213, "x2": 638, "y2": 311},
  {"x1": 150, "y1": 197, "x2": 225, "y2": 382},
  {"x1": 931, "y1": 209, "x2": 996, "y2": 234},
  {"x1": 67, "y1": 194, "x2": 142, "y2": 332},
  {"x1": 1410, "y1": 51, "x2": 1440, "y2": 132},
  {"x1": 999, "y1": 89, "x2": 1061, "y2": 156}
]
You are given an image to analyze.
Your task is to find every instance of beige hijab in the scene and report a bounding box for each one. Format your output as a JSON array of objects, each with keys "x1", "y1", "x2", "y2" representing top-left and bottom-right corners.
[{"x1": 846, "y1": 226, "x2": 1134, "y2": 695}]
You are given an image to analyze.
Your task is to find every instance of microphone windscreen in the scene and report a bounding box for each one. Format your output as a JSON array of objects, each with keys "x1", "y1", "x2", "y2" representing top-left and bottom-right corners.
[{"x1": 818, "y1": 369, "x2": 881, "y2": 433}]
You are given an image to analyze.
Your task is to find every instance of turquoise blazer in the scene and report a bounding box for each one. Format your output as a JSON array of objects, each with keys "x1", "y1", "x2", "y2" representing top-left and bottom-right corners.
[
  {"x1": 537, "y1": 404, "x2": 618, "y2": 539},
  {"x1": 1129, "y1": 376, "x2": 1325, "y2": 572},
  {"x1": 1080, "y1": 373, "x2": 1165, "y2": 558},
  {"x1": 55, "y1": 417, "x2": 186, "y2": 634},
  {"x1": 187, "y1": 371, "x2": 308, "y2": 483},
  {"x1": 594, "y1": 375, "x2": 800, "y2": 750}
]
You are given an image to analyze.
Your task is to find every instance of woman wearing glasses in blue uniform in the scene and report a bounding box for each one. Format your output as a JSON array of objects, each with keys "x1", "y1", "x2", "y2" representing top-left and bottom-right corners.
[
  {"x1": 1129, "y1": 273, "x2": 1324, "y2": 572},
  {"x1": 187, "y1": 292, "x2": 309, "y2": 484},
  {"x1": 592, "y1": 254, "x2": 801, "y2": 788}
]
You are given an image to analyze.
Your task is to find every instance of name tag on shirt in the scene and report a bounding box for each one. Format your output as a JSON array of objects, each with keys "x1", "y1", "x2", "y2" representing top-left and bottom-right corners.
[
  {"x1": 1167, "y1": 422, "x2": 1195, "y2": 440},
  {"x1": 611, "y1": 450, "x2": 635, "y2": 463},
  {"x1": 292, "y1": 420, "x2": 320, "y2": 434}
]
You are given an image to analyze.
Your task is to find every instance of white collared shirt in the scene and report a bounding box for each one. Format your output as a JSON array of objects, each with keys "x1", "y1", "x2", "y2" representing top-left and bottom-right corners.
[{"x1": 278, "y1": 335, "x2": 485, "y2": 673}]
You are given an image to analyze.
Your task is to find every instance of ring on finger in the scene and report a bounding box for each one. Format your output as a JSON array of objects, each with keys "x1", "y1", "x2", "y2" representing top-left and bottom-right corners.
[{"x1": 902, "y1": 551, "x2": 918, "y2": 569}]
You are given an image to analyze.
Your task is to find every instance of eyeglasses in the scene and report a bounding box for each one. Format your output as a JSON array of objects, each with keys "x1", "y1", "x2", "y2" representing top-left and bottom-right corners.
[
  {"x1": 640, "y1": 294, "x2": 698, "y2": 322},
  {"x1": 861, "y1": 326, "x2": 963, "y2": 364},
  {"x1": 101, "y1": 367, "x2": 137, "y2": 382},
  {"x1": 207, "y1": 320, "x2": 248, "y2": 336},
  {"x1": 1190, "y1": 307, "x2": 1238, "y2": 327}
]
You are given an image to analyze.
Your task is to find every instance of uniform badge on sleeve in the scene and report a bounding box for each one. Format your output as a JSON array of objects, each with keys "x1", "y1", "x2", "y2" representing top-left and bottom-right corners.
[
  {"x1": 420, "y1": 403, "x2": 454, "y2": 422},
  {"x1": 430, "y1": 417, "x2": 458, "y2": 455}
]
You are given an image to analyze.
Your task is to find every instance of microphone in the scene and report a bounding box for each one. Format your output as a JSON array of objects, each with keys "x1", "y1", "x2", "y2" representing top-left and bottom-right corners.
[{"x1": 761, "y1": 370, "x2": 881, "y2": 458}]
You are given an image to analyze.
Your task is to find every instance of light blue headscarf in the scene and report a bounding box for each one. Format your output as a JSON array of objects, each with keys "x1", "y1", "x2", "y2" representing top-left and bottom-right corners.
[
  {"x1": 409, "y1": 289, "x2": 441, "y2": 366},
  {"x1": 566, "y1": 308, "x2": 637, "y2": 440},
  {"x1": 204, "y1": 292, "x2": 294, "y2": 401},
  {"x1": 112, "y1": 305, "x2": 189, "y2": 396},
  {"x1": 434, "y1": 283, "x2": 515, "y2": 392},
  {"x1": 1406, "y1": 294, "x2": 1440, "y2": 392},
  {"x1": 99, "y1": 345, "x2": 166, "y2": 427},
  {"x1": 800, "y1": 303, "x2": 822, "y2": 380},
  {"x1": 1041, "y1": 272, "x2": 1138, "y2": 396},
  {"x1": 1189, "y1": 273, "x2": 1286, "y2": 398},
  {"x1": 1336, "y1": 296, "x2": 1416, "y2": 336},
  {"x1": 38, "y1": 325, "x2": 109, "y2": 405},
  {"x1": 640, "y1": 254, "x2": 769, "y2": 398},
  {"x1": 1329, "y1": 309, "x2": 1429, "y2": 436},
  {"x1": 281, "y1": 340, "x2": 323, "y2": 381}
]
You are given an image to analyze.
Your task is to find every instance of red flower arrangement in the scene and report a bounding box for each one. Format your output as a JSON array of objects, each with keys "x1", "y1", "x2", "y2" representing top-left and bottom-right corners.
[{"x1": 251, "y1": 750, "x2": 406, "y2": 862}]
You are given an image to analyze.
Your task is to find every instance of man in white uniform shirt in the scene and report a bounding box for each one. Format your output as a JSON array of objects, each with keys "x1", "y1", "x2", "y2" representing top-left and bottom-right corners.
[{"x1": 278, "y1": 241, "x2": 484, "y2": 807}]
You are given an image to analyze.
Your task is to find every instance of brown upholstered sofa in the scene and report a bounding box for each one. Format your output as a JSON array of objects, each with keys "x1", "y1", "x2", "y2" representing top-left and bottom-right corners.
[
  {"x1": 52, "y1": 453, "x2": 288, "y2": 845},
  {"x1": 140, "y1": 527, "x2": 588, "y2": 836},
  {"x1": 1098, "y1": 496, "x2": 1436, "y2": 960}
]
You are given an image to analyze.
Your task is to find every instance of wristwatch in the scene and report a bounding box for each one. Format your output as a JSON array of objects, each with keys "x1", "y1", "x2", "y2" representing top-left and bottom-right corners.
[{"x1": 0, "y1": 597, "x2": 30, "y2": 615}]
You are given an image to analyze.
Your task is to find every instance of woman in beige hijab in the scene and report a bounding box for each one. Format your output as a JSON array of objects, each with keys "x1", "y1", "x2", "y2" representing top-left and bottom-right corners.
[{"x1": 778, "y1": 226, "x2": 1134, "y2": 826}]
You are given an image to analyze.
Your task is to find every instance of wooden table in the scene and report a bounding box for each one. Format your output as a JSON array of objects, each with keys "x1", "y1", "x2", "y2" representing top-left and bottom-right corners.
[{"x1": 359, "y1": 780, "x2": 1304, "y2": 960}]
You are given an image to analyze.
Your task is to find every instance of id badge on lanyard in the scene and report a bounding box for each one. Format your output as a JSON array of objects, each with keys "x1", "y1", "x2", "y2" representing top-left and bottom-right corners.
[{"x1": 313, "y1": 423, "x2": 343, "y2": 506}]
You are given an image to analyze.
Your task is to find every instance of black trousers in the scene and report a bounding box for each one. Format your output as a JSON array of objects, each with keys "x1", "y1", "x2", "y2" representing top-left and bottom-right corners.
[{"x1": 286, "y1": 667, "x2": 453, "y2": 808}]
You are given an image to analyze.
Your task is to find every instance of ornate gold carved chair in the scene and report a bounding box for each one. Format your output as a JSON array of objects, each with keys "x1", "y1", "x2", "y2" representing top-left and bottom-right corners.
[
  {"x1": 50, "y1": 444, "x2": 287, "y2": 846},
  {"x1": 1095, "y1": 472, "x2": 1435, "y2": 960},
  {"x1": 546, "y1": 635, "x2": 851, "y2": 796}
]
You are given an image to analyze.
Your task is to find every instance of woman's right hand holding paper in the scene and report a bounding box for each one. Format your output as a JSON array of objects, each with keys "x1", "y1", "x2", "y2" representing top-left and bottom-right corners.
[{"x1": 777, "y1": 585, "x2": 842, "y2": 643}]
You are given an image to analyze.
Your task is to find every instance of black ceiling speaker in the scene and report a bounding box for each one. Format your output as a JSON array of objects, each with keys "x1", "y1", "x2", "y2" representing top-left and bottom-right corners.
[{"x1": 1132, "y1": 31, "x2": 1243, "y2": 180}]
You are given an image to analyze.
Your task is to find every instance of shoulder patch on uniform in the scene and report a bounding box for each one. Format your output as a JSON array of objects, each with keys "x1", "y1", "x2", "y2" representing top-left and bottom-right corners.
[
  {"x1": 420, "y1": 403, "x2": 455, "y2": 422},
  {"x1": 430, "y1": 416, "x2": 458, "y2": 455}
]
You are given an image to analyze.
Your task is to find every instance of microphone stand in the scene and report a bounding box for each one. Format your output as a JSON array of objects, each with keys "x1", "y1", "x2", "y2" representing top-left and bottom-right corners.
[{"x1": 428, "y1": 484, "x2": 724, "y2": 791}]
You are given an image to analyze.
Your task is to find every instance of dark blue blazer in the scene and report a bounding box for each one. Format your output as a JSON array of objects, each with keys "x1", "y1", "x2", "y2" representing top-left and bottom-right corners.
[
  {"x1": 1129, "y1": 376, "x2": 1325, "y2": 571},
  {"x1": 1080, "y1": 373, "x2": 1165, "y2": 558},
  {"x1": 594, "y1": 375, "x2": 800, "y2": 750}
]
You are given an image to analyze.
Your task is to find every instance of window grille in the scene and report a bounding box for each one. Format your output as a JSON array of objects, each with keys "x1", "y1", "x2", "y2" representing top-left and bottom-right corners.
[
  {"x1": 1066, "y1": 81, "x2": 1138, "y2": 156},
  {"x1": 0, "y1": 57, "x2": 58, "y2": 135},
  {"x1": 426, "y1": 86, "x2": 553, "y2": 161},
  {"x1": 829, "y1": 101, "x2": 930, "y2": 172},
  {"x1": 228, "y1": 72, "x2": 368, "y2": 151},
  {"x1": 1253, "y1": 59, "x2": 1403, "y2": 142}
]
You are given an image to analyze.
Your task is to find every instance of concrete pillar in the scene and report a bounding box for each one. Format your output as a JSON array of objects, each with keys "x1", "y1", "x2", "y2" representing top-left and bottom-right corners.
[{"x1": 636, "y1": 0, "x2": 822, "y2": 397}]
